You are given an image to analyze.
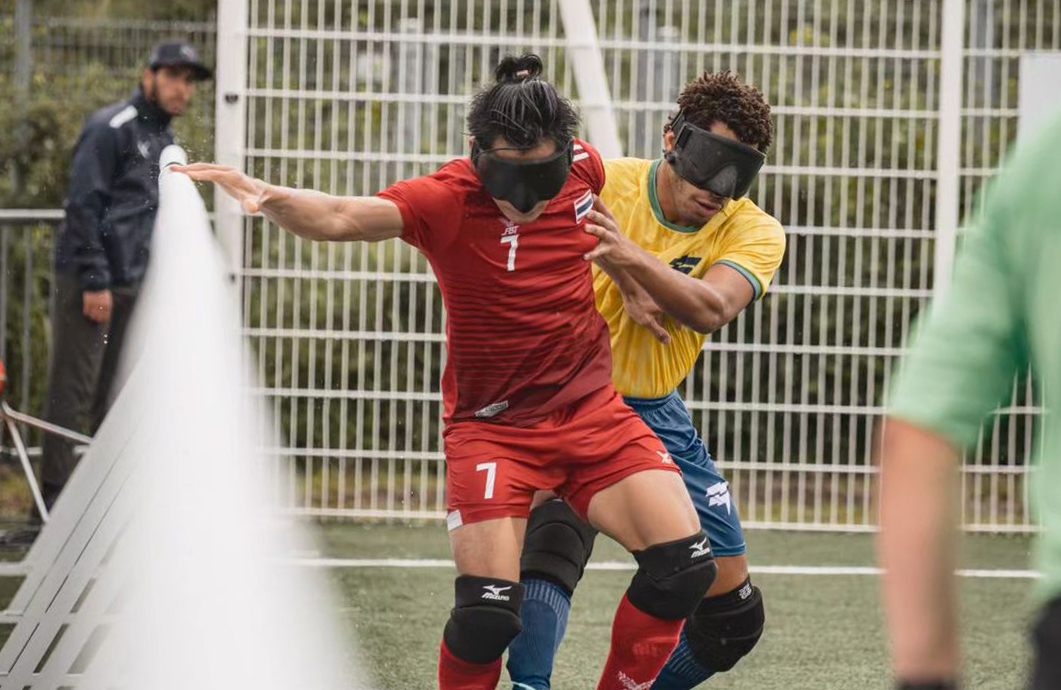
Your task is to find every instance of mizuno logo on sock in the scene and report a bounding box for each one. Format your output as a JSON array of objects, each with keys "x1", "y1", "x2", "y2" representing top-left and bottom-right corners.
[
  {"x1": 481, "y1": 585, "x2": 512, "y2": 601},
  {"x1": 617, "y1": 671, "x2": 654, "y2": 690},
  {"x1": 689, "y1": 538, "x2": 712, "y2": 559}
]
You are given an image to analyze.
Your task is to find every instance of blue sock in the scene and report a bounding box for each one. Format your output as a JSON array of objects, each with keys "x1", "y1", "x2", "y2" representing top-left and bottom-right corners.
[
  {"x1": 506, "y1": 578, "x2": 571, "y2": 690},
  {"x1": 651, "y1": 628, "x2": 716, "y2": 690}
]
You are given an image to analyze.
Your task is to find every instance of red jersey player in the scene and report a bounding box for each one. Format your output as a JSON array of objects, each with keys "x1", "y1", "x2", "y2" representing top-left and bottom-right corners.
[{"x1": 176, "y1": 54, "x2": 717, "y2": 690}]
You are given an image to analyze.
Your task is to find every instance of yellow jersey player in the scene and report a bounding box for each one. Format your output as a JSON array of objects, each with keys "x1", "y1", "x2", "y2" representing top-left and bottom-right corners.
[{"x1": 508, "y1": 72, "x2": 786, "y2": 690}]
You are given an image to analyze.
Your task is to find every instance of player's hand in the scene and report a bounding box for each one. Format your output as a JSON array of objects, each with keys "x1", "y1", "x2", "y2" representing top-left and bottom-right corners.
[
  {"x1": 82, "y1": 289, "x2": 113, "y2": 324},
  {"x1": 170, "y1": 163, "x2": 282, "y2": 214},
  {"x1": 621, "y1": 282, "x2": 671, "y2": 345},
  {"x1": 583, "y1": 196, "x2": 639, "y2": 267}
]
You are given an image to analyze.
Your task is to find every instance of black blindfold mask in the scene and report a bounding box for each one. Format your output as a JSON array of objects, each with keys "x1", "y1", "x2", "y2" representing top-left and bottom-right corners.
[
  {"x1": 472, "y1": 140, "x2": 574, "y2": 214},
  {"x1": 664, "y1": 112, "x2": 765, "y2": 199}
]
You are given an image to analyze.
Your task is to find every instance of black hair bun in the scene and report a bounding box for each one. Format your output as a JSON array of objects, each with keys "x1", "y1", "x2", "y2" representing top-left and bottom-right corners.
[{"x1": 495, "y1": 54, "x2": 544, "y2": 83}]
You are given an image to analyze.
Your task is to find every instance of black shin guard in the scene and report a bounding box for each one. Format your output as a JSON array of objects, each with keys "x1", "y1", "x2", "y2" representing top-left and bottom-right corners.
[
  {"x1": 520, "y1": 499, "x2": 598, "y2": 595},
  {"x1": 685, "y1": 577, "x2": 765, "y2": 672},
  {"x1": 443, "y1": 575, "x2": 524, "y2": 664},
  {"x1": 627, "y1": 531, "x2": 718, "y2": 620}
]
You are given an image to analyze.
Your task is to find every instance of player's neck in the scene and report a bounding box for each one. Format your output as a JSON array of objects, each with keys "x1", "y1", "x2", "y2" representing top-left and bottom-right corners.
[{"x1": 655, "y1": 161, "x2": 685, "y2": 227}]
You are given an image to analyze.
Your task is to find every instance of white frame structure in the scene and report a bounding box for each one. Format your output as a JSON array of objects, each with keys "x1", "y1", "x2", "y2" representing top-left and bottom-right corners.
[{"x1": 212, "y1": 0, "x2": 1057, "y2": 532}]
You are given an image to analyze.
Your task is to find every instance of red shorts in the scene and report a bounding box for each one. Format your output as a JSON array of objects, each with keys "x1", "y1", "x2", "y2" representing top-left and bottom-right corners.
[{"x1": 443, "y1": 385, "x2": 681, "y2": 528}]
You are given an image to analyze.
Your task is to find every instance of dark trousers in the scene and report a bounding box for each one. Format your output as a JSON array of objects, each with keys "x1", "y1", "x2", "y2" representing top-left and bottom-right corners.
[
  {"x1": 40, "y1": 273, "x2": 139, "y2": 503},
  {"x1": 1032, "y1": 597, "x2": 1061, "y2": 690}
]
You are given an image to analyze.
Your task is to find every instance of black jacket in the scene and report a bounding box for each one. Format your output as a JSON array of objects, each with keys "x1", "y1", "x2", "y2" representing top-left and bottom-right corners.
[{"x1": 54, "y1": 89, "x2": 175, "y2": 291}]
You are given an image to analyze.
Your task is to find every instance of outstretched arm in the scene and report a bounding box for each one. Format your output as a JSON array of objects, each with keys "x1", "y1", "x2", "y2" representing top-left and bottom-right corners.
[{"x1": 173, "y1": 163, "x2": 404, "y2": 243}]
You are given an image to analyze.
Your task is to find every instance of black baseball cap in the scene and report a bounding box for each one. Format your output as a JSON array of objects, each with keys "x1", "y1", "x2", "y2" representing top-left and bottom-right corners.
[{"x1": 148, "y1": 41, "x2": 212, "y2": 81}]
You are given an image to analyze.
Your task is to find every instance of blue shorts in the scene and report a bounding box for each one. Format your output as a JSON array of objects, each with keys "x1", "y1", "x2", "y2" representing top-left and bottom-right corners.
[{"x1": 624, "y1": 392, "x2": 747, "y2": 557}]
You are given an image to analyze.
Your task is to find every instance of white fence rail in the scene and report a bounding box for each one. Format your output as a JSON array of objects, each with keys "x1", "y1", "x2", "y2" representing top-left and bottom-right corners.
[
  {"x1": 210, "y1": 0, "x2": 1057, "y2": 530},
  {"x1": 4, "y1": 0, "x2": 1056, "y2": 531}
]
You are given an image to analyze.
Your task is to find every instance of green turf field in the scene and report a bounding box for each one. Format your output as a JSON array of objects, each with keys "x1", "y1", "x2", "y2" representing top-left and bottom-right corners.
[
  {"x1": 0, "y1": 522, "x2": 1034, "y2": 688},
  {"x1": 316, "y1": 524, "x2": 1036, "y2": 690}
]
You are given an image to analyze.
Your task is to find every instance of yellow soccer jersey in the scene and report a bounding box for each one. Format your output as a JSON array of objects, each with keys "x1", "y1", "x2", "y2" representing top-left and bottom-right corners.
[{"x1": 594, "y1": 157, "x2": 786, "y2": 398}]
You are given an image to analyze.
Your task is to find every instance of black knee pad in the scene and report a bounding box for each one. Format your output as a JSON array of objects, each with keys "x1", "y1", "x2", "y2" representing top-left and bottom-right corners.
[
  {"x1": 627, "y1": 531, "x2": 718, "y2": 620},
  {"x1": 520, "y1": 499, "x2": 598, "y2": 595},
  {"x1": 685, "y1": 577, "x2": 765, "y2": 672},
  {"x1": 443, "y1": 575, "x2": 524, "y2": 665}
]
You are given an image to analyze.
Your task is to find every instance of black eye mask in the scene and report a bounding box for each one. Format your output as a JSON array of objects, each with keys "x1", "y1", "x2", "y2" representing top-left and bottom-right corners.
[
  {"x1": 664, "y1": 112, "x2": 765, "y2": 199},
  {"x1": 472, "y1": 141, "x2": 574, "y2": 213}
]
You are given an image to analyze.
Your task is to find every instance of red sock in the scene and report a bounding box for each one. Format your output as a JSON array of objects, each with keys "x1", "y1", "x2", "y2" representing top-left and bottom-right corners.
[
  {"x1": 438, "y1": 640, "x2": 502, "y2": 690},
  {"x1": 596, "y1": 594, "x2": 684, "y2": 690}
]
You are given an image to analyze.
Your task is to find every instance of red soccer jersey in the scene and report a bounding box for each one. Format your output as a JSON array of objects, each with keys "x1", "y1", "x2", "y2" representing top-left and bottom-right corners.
[{"x1": 378, "y1": 140, "x2": 612, "y2": 426}]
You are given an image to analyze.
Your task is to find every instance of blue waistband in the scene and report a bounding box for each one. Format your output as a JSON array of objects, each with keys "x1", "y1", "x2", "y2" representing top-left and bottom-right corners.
[{"x1": 623, "y1": 390, "x2": 681, "y2": 411}]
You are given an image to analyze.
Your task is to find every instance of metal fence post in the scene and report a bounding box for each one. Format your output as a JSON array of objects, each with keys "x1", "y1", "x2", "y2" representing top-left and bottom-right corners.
[
  {"x1": 13, "y1": 0, "x2": 33, "y2": 199},
  {"x1": 558, "y1": 0, "x2": 622, "y2": 159},
  {"x1": 214, "y1": 0, "x2": 249, "y2": 297},
  {"x1": 934, "y1": 0, "x2": 967, "y2": 294}
]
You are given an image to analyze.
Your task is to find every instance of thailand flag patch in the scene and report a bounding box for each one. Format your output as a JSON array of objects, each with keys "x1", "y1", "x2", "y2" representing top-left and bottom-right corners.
[{"x1": 574, "y1": 190, "x2": 594, "y2": 223}]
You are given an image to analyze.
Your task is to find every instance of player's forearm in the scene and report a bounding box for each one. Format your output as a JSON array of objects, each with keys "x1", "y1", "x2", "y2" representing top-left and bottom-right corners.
[
  {"x1": 260, "y1": 188, "x2": 400, "y2": 242},
  {"x1": 256, "y1": 186, "x2": 348, "y2": 240},
  {"x1": 877, "y1": 418, "x2": 961, "y2": 683},
  {"x1": 598, "y1": 257, "x2": 649, "y2": 302},
  {"x1": 621, "y1": 250, "x2": 727, "y2": 334}
]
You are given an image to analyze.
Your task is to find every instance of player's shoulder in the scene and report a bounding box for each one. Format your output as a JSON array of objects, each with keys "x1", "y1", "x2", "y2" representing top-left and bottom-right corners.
[
  {"x1": 570, "y1": 138, "x2": 606, "y2": 192},
  {"x1": 572, "y1": 138, "x2": 600, "y2": 164},
  {"x1": 601, "y1": 158, "x2": 651, "y2": 201},
  {"x1": 432, "y1": 157, "x2": 479, "y2": 187},
  {"x1": 420, "y1": 158, "x2": 481, "y2": 201},
  {"x1": 725, "y1": 198, "x2": 784, "y2": 237},
  {"x1": 603, "y1": 157, "x2": 652, "y2": 183}
]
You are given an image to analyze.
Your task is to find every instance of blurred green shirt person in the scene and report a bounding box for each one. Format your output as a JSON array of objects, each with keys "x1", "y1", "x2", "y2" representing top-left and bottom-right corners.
[{"x1": 879, "y1": 114, "x2": 1061, "y2": 690}]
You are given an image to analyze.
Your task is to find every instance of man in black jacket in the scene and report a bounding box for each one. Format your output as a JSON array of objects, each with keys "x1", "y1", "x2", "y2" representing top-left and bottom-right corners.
[{"x1": 42, "y1": 41, "x2": 212, "y2": 508}]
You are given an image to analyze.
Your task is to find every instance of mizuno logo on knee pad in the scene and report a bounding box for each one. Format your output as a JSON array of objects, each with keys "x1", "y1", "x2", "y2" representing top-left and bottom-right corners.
[
  {"x1": 482, "y1": 585, "x2": 513, "y2": 601},
  {"x1": 627, "y1": 532, "x2": 717, "y2": 620},
  {"x1": 689, "y1": 537, "x2": 712, "y2": 559}
]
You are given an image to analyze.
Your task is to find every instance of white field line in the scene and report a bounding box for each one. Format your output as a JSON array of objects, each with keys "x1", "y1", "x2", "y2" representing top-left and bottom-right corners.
[{"x1": 288, "y1": 558, "x2": 1040, "y2": 579}]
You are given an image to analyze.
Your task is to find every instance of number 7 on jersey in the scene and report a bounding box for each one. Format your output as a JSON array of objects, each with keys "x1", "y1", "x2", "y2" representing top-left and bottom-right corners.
[{"x1": 501, "y1": 233, "x2": 519, "y2": 272}]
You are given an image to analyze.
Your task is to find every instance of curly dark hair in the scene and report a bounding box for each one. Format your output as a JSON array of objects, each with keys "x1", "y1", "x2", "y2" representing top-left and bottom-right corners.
[
  {"x1": 664, "y1": 71, "x2": 774, "y2": 153},
  {"x1": 467, "y1": 54, "x2": 580, "y2": 150}
]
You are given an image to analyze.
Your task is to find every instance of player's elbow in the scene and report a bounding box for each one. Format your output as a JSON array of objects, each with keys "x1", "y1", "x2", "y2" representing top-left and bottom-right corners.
[
  {"x1": 687, "y1": 317, "x2": 723, "y2": 335},
  {"x1": 686, "y1": 295, "x2": 731, "y2": 334}
]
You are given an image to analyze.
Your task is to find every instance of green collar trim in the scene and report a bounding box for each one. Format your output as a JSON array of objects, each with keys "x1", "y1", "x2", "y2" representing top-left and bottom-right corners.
[{"x1": 648, "y1": 159, "x2": 703, "y2": 234}]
